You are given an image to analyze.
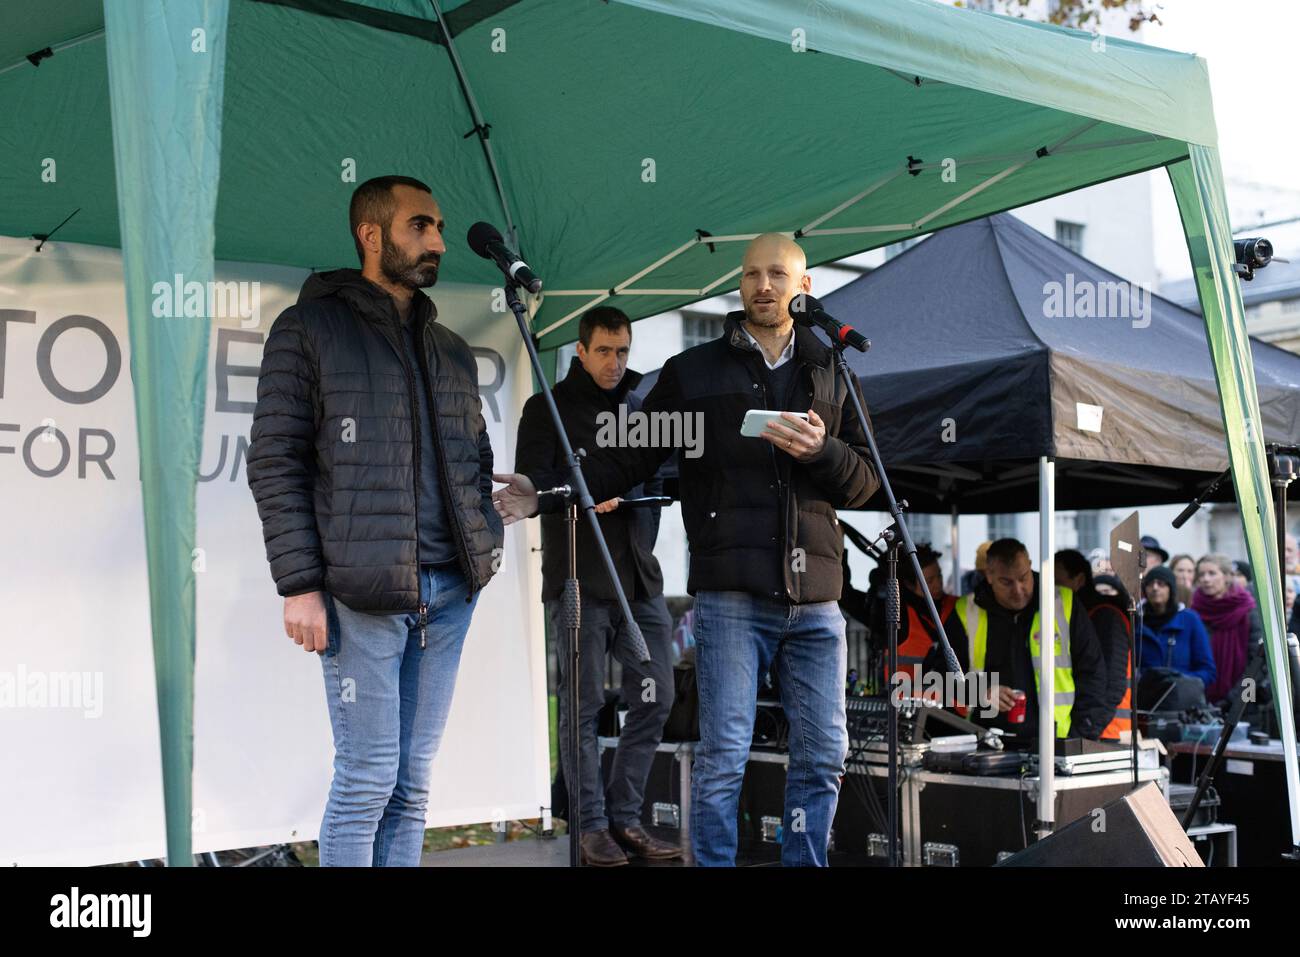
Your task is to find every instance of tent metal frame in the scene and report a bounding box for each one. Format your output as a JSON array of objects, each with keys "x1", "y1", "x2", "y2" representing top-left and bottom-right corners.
[{"x1": 532, "y1": 120, "x2": 1164, "y2": 338}]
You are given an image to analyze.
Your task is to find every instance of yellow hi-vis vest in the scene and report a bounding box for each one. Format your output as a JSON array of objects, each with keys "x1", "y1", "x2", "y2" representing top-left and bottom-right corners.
[{"x1": 955, "y1": 586, "x2": 1077, "y2": 738}]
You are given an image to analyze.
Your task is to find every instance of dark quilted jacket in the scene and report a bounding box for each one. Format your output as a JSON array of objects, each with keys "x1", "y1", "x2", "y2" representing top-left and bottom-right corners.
[
  {"x1": 527, "y1": 313, "x2": 880, "y2": 604},
  {"x1": 513, "y1": 357, "x2": 666, "y2": 602},
  {"x1": 246, "y1": 269, "x2": 503, "y2": 613}
]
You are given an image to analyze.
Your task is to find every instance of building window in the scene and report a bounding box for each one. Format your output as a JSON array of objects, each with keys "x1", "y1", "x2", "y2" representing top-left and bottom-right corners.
[
  {"x1": 1055, "y1": 220, "x2": 1085, "y2": 255},
  {"x1": 1075, "y1": 510, "x2": 1101, "y2": 553},
  {"x1": 987, "y1": 514, "x2": 1017, "y2": 541},
  {"x1": 908, "y1": 513, "x2": 935, "y2": 547},
  {"x1": 682, "y1": 312, "x2": 724, "y2": 349},
  {"x1": 1056, "y1": 513, "x2": 1078, "y2": 548}
]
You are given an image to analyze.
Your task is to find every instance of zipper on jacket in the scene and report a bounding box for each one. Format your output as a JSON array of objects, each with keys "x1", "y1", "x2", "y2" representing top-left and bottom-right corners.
[
  {"x1": 414, "y1": 311, "x2": 476, "y2": 600},
  {"x1": 760, "y1": 378, "x2": 792, "y2": 601},
  {"x1": 377, "y1": 301, "x2": 435, "y2": 614},
  {"x1": 385, "y1": 309, "x2": 425, "y2": 615}
]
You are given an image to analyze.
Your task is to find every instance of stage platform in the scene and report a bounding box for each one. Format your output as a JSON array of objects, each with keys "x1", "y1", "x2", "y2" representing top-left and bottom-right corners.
[
  {"x1": 420, "y1": 829, "x2": 687, "y2": 867},
  {"x1": 419, "y1": 827, "x2": 876, "y2": 867}
]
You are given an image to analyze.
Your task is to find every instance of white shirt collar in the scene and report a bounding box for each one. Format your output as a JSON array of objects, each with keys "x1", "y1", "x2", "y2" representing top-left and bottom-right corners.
[{"x1": 740, "y1": 323, "x2": 795, "y2": 370}]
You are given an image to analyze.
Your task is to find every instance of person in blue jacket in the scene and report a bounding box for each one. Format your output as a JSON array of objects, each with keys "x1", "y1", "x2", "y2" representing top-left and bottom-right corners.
[{"x1": 1137, "y1": 564, "x2": 1216, "y2": 688}]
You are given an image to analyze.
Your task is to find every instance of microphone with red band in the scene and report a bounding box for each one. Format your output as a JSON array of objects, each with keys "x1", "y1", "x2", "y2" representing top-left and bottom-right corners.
[{"x1": 789, "y1": 293, "x2": 870, "y2": 352}]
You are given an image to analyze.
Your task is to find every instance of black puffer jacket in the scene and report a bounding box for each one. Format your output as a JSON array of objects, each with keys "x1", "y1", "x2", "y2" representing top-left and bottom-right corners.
[
  {"x1": 514, "y1": 357, "x2": 665, "y2": 602},
  {"x1": 527, "y1": 313, "x2": 879, "y2": 604},
  {"x1": 247, "y1": 269, "x2": 503, "y2": 613}
]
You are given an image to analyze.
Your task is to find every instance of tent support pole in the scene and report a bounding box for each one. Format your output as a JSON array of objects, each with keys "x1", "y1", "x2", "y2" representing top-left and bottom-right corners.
[
  {"x1": 1037, "y1": 456, "x2": 1056, "y2": 839},
  {"x1": 429, "y1": 0, "x2": 520, "y2": 249},
  {"x1": 1169, "y1": 150, "x2": 1300, "y2": 855}
]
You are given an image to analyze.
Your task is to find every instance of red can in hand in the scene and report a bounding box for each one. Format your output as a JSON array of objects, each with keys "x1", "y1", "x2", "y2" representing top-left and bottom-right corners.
[{"x1": 1008, "y1": 690, "x2": 1027, "y2": 724}]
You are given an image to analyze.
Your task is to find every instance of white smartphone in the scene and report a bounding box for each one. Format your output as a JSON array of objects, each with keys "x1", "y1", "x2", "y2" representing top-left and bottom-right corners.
[{"x1": 740, "y1": 409, "x2": 808, "y2": 438}]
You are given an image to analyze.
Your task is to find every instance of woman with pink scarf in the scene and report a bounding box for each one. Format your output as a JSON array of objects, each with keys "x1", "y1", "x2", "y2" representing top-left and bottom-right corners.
[{"x1": 1191, "y1": 554, "x2": 1264, "y2": 705}]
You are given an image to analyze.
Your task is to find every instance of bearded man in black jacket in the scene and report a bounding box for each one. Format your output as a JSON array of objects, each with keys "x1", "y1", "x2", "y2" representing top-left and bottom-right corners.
[{"x1": 247, "y1": 175, "x2": 502, "y2": 866}]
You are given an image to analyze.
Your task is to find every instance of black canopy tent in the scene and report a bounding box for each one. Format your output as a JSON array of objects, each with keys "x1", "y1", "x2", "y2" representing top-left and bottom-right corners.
[
  {"x1": 822, "y1": 213, "x2": 1300, "y2": 515},
  {"x1": 636, "y1": 214, "x2": 1300, "y2": 517}
]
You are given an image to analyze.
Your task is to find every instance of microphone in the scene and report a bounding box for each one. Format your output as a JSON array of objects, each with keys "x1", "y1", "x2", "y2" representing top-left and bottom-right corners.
[
  {"x1": 1170, "y1": 500, "x2": 1200, "y2": 530},
  {"x1": 467, "y1": 221, "x2": 542, "y2": 293},
  {"x1": 789, "y1": 293, "x2": 870, "y2": 352}
]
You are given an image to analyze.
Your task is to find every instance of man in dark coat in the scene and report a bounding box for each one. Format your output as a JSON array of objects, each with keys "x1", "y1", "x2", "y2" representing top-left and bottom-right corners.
[
  {"x1": 494, "y1": 233, "x2": 881, "y2": 866},
  {"x1": 928, "y1": 539, "x2": 1110, "y2": 741},
  {"x1": 513, "y1": 306, "x2": 680, "y2": 866},
  {"x1": 247, "y1": 175, "x2": 502, "y2": 866}
]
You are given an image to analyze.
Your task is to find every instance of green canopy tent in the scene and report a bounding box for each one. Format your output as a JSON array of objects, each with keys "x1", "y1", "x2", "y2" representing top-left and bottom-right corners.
[{"x1": 3, "y1": 0, "x2": 1293, "y2": 863}]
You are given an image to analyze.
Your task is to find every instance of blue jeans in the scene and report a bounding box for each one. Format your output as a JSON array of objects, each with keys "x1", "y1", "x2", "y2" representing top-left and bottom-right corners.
[
  {"x1": 318, "y1": 564, "x2": 479, "y2": 867},
  {"x1": 690, "y1": 590, "x2": 848, "y2": 867}
]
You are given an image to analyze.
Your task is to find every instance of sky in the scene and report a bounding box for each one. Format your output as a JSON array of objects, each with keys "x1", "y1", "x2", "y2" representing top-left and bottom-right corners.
[{"x1": 1140, "y1": 0, "x2": 1300, "y2": 282}]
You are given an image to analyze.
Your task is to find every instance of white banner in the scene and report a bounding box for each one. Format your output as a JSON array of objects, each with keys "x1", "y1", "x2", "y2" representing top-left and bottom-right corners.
[{"x1": 0, "y1": 236, "x2": 548, "y2": 866}]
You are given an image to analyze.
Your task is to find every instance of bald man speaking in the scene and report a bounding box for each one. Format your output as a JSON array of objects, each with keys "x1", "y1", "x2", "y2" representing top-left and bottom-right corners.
[{"x1": 494, "y1": 234, "x2": 880, "y2": 866}]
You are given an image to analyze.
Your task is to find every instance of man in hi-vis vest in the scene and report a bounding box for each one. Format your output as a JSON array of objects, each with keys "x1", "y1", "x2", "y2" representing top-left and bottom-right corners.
[{"x1": 939, "y1": 538, "x2": 1109, "y2": 740}]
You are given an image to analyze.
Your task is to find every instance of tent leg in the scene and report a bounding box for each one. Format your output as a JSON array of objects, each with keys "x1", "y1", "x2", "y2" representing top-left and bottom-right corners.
[
  {"x1": 1169, "y1": 150, "x2": 1300, "y2": 854},
  {"x1": 1037, "y1": 456, "x2": 1056, "y2": 839},
  {"x1": 103, "y1": 0, "x2": 231, "y2": 867}
]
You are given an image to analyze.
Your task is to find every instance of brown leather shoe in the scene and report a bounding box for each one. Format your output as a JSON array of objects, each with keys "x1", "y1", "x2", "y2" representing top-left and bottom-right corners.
[
  {"x1": 579, "y1": 829, "x2": 629, "y2": 867},
  {"x1": 610, "y1": 823, "x2": 683, "y2": 860}
]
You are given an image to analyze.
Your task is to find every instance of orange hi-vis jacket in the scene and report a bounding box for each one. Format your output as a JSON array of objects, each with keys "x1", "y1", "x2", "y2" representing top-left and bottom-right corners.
[
  {"x1": 1089, "y1": 602, "x2": 1133, "y2": 739},
  {"x1": 886, "y1": 593, "x2": 958, "y2": 692}
]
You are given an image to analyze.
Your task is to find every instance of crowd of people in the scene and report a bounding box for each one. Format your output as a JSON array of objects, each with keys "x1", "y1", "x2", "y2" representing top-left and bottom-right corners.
[
  {"x1": 1103, "y1": 535, "x2": 1292, "y2": 709},
  {"x1": 855, "y1": 531, "x2": 1298, "y2": 742}
]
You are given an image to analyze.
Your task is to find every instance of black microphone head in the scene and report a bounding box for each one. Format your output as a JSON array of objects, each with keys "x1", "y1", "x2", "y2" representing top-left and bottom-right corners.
[
  {"x1": 467, "y1": 221, "x2": 503, "y2": 259},
  {"x1": 788, "y1": 293, "x2": 823, "y2": 322}
]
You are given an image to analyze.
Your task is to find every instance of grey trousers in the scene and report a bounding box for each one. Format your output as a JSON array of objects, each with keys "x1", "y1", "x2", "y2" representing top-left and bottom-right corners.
[{"x1": 546, "y1": 594, "x2": 675, "y2": 833}]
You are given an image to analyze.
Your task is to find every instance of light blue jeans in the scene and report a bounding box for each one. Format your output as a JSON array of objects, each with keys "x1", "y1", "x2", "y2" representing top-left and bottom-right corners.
[
  {"x1": 318, "y1": 563, "x2": 479, "y2": 867},
  {"x1": 689, "y1": 590, "x2": 848, "y2": 867}
]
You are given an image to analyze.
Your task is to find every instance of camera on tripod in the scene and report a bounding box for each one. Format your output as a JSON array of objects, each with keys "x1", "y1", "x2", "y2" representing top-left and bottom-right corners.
[{"x1": 1233, "y1": 236, "x2": 1274, "y2": 281}]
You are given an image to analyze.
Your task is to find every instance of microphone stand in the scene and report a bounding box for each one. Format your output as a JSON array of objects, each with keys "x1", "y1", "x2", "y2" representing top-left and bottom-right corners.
[
  {"x1": 501, "y1": 279, "x2": 651, "y2": 868},
  {"x1": 826, "y1": 335, "x2": 962, "y2": 676},
  {"x1": 882, "y1": 525, "x2": 901, "y2": 867},
  {"x1": 1126, "y1": 594, "x2": 1142, "y2": 789},
  {"x1": 826, "y1": 330, "x2": 961, "y2": 870}
]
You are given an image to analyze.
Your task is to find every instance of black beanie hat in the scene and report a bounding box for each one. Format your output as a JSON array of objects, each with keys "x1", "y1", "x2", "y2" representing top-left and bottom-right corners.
[{"x1": 1143, "y1": 564, "x2": 1177, "y2": 593}]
